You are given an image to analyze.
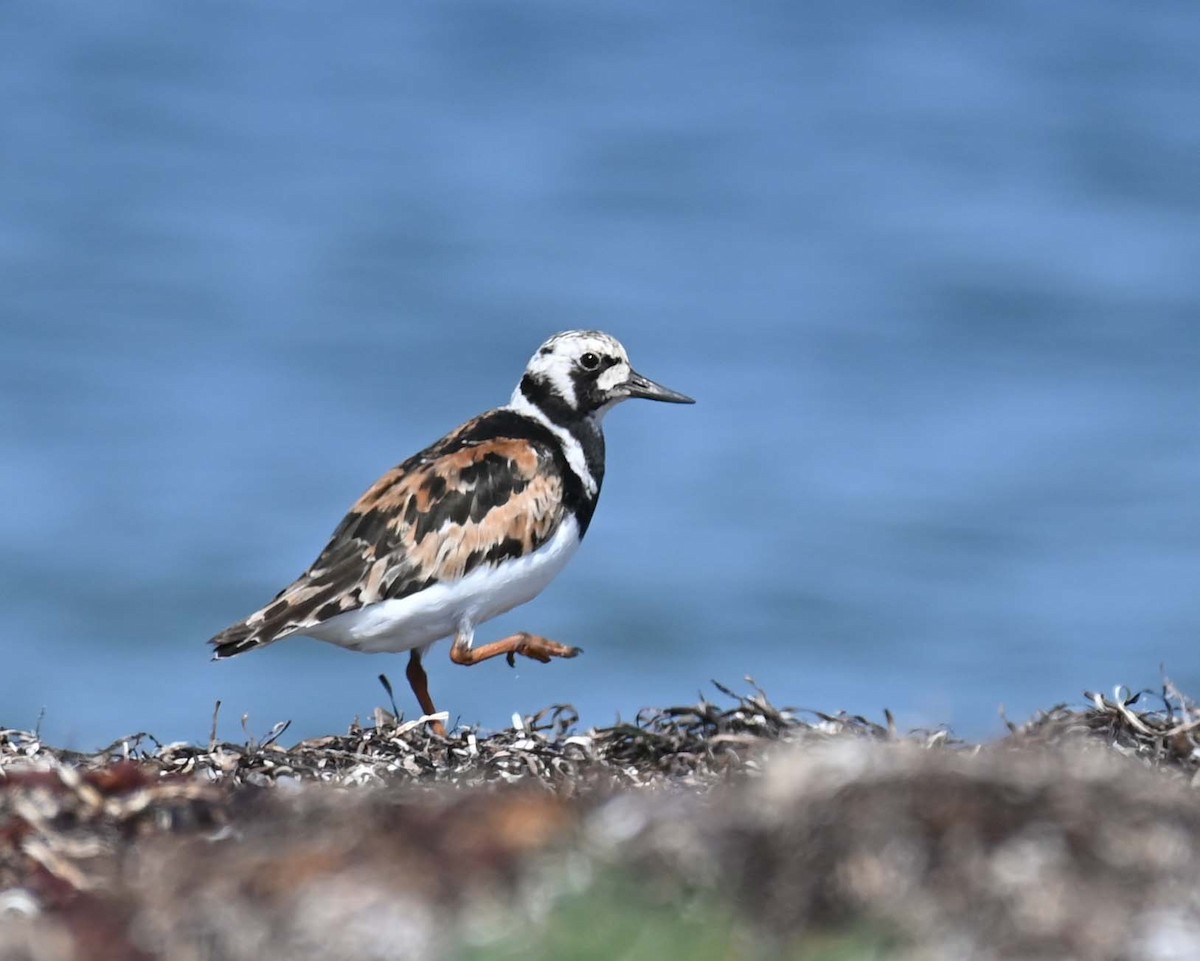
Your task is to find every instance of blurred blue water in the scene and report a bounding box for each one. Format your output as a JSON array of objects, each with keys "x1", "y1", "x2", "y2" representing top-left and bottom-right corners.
[{"x1": 3, "y1": 2, "x2": 1200, "y2": 747}]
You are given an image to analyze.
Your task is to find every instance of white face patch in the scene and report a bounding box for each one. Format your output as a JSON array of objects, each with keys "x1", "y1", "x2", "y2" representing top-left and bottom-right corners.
[
  {"x1": 526, "y1": 349, "x2": 579, "y2": 409},
  {"x1": 517, "y1": 330, "x2": 631, "y2": 415},
  {"x1": 596, "y1": 360, "x2": 630, "y2": 394}
]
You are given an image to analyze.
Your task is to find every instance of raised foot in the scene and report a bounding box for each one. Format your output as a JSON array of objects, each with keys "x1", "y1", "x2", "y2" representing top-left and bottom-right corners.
[
  {"x1": 505, "y1": 632, "x2": 583, "y2": 667},
  {"x1": 450, "y1": 631, "x2": 583, "y2": 668}
]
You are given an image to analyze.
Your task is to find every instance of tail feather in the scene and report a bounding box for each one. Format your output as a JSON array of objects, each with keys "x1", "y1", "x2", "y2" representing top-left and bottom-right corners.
[
  {"x1": 208, "y1": 619, "x2": 275, "y2": 659},
  {"x1": 209, "y1": 541, "x2": 370, "y2": 659},
  {"x1": 208, "y1": 600, "x2": 299, "y2": 658},
  {"x1": 208, "y1": 578, "x2": 342, "y2": 659}
]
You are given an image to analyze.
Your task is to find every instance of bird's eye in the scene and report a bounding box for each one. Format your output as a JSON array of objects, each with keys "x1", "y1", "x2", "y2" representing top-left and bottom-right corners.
[{"x1": 579, "y1": 352, "x2": 601, "y2": 371}]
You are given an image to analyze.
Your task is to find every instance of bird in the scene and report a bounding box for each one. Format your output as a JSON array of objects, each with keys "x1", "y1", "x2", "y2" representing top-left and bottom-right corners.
[{"x1": 207, "y1": 330, "x2": 694, "y2": 735}]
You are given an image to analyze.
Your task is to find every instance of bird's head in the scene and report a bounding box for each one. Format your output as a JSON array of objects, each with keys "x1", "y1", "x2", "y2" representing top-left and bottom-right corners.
[{"x1": 514, "y1": 330, "x2": 694, "y2": 423}]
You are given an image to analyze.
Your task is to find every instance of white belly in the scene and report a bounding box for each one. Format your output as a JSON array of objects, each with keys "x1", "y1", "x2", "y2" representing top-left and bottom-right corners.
[{"x1": 303, "y1": 517, "x2": 582, "y2": 654}]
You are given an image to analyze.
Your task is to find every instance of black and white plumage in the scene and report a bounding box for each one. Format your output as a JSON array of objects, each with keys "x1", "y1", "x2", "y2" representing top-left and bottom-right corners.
[{"x1": 207, "y1": 330, "x2": 694, "y2": 731}]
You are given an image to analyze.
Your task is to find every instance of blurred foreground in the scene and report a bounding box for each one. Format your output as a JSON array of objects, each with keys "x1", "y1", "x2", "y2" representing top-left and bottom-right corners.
[{"x1": 3, "y1": 684, "x2": 1200, "y2": 961}]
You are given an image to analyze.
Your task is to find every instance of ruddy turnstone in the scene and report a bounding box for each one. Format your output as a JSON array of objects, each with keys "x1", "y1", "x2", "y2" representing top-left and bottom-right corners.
[{"x1": 208, "y1": 330, "x2": 694, "y2": 734}]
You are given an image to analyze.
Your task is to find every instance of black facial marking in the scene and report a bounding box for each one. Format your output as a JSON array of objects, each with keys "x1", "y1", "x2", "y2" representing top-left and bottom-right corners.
[
  {"x1": 568, "y1": 366, "x2": 599, "y2": 412},
  {"x1": 520, "y1": 373, "x2": 575, "y2": 423}
]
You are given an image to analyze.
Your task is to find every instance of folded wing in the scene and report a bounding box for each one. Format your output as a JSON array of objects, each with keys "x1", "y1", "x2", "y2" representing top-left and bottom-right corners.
[{"x1": 208, "y1": 431, "x2": 567, "y2": 657}]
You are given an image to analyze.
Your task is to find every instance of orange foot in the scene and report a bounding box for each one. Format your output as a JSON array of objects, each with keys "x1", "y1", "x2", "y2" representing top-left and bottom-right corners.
[
  {"x1": 504, "y1": 632, "x2": 583, "y2": 667},
  {"x1": 450, "y1": 631, "x2": 583, "y2": 668}
]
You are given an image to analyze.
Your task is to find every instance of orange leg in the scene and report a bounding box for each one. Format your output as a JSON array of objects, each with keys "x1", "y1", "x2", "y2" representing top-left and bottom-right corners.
[
  {"x1": 405, "y1": 649, "x2": 447, "y2": 737},
  {"x1": 450, "y1": 631, "x2": 582, "y2": 667}
]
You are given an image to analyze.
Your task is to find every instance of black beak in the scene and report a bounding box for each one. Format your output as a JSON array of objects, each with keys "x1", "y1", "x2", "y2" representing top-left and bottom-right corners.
[{"x1": 623, "y1": 368, "x2": 695, "y2": 404}]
